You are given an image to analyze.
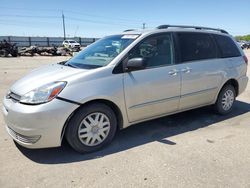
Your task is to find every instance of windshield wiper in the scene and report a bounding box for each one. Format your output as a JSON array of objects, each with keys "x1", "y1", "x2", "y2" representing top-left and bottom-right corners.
[
  {"x1": 66, "y1": 63, "x2": 79, "y2": 68},
  {"x1": 58, "y1": 61, "x2": 78, "y2": 68},
  {"x1": 58, "y1": 61, "x2": 67, "y2": 65}
]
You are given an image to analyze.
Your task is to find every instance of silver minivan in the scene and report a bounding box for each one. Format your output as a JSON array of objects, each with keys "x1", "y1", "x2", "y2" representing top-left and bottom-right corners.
[{"x1": 2, "y1": 25, "x2": 248, "y2": 153}]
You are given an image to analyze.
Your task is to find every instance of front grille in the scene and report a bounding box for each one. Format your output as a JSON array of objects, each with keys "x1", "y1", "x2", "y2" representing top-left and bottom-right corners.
[
  {"x1": 7, "y1": 127, "x2": 41, "y2": 144},
  {"x1": 7, "y1": 92, "x2": 21, "y2": 102}
]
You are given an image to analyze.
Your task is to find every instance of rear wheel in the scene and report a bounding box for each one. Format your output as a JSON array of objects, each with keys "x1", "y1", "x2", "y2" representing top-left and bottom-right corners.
[
  {"x1": 65, "y1": 103, "x2": 117, "y2": 153},
  {"x1": 214, "y1": 84, "x2": 236, "y2": 115}
]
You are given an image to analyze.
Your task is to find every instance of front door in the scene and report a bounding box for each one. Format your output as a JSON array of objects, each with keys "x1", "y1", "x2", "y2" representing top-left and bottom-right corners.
[{"x1": 123, "y1": 33, "x2": 181, "y2": 122}]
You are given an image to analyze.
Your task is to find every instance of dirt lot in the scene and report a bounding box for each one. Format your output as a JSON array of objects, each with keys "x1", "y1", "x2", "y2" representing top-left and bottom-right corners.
[{"x1": 0, "y1": 51, "x2": 250, "y2": 188}]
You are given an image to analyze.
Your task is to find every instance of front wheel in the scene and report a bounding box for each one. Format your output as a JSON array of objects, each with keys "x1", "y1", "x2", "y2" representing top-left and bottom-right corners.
[
  {"x1": 65, "y1": 103, "x2": 117, "y2": 153},
  {"x1": 214, "y1": 85, "x2": 236, "y2": 115}
]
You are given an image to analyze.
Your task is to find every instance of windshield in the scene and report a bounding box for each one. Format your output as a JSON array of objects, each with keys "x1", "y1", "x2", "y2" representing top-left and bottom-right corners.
[
  {"x1": 69, "y1": 41, "x2": 76, "y2": 43},
  {"x1": 66, "y1": 34, "x2": 138, "y2": 69}
]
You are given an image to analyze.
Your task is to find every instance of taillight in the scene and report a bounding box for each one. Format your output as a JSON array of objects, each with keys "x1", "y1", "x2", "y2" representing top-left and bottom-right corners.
[{"x1": 243, "y1": 55, "x2": 248, "y2": 65}]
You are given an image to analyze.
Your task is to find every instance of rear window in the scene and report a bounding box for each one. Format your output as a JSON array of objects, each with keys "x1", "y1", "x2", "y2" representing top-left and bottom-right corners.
[
  {"x1": 213, "y1": 35, "x2": 241, "y2": 58},
  {"x1": 177, "y1": 32, "x2": 217, "y2": 62}
]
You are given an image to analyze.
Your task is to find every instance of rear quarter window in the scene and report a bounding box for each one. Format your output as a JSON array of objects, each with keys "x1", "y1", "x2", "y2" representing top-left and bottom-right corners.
[
  {"x1": 213, "y1": 34, "x2": 241, "y2": 58},
  {"x1": 177, "y1": 32, "x2": 217, "y2": 62}
]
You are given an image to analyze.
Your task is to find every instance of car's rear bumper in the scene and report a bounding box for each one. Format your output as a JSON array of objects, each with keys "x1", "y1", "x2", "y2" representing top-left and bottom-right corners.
[
  {"x1": 2, "y1": 96, "x2": 78, "y2": 149},
  {"x1": 238, "y1": 75, "x2": 248, "y2": 96}
]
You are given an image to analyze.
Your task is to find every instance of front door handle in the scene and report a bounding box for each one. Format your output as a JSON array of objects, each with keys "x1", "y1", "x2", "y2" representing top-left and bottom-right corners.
[
  {"x1": 181, "y1": 67, "x2": 192, "y2": 73},
  {"x1": 168, "y1": 69, "x2": 179, "y2": 76}
]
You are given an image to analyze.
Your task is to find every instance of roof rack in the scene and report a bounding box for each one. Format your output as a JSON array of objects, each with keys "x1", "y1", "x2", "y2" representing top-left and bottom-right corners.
[
  {"x1": 123, "y1": 29, "x2": 135, "y2": 32},
  {"x1": 156, "y1": 25, "x2": 228, "y2": 34}
]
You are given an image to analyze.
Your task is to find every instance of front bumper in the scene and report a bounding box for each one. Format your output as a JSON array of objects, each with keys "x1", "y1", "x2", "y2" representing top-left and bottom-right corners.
[{"x1": 2, "y1": 96, "x2": 79, "y2": 149}]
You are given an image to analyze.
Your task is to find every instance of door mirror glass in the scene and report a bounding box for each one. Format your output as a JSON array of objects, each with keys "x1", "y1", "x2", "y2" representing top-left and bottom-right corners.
[{"x1": 126, "y1": 57, "x2": 145, "y2": 71}]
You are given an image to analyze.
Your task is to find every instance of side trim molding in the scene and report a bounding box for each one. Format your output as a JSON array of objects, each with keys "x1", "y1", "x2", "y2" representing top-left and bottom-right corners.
[
  {"x1": 128, "y1": 87, "x2": 218, "y2": 110},
  {"x1": 129, "y1": 96, "x2": 180, "y2": 109},
  {"x1": 181, "y1": 87, "x2": 218, "y2": 98}
]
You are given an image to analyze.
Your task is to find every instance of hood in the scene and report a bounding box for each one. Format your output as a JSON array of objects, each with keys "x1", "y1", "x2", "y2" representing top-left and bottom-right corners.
[{"x1": 10, "y1": 63, "x2": 88, "y2": 95}]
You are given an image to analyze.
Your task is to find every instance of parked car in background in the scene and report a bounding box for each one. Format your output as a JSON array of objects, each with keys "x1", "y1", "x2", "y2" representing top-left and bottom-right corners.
[
  {"x1": 246, "y1": 41, "x2": 250, "y2": 49},
  {"x1": 3, "y1": 25, "x2": 248, "y2": 153},
  {"x1": 62, "y1": 40, "x2": 81, "y2": 51},
  {"x1": 237, "y1": 40, "x2": 248, "y2": 49}
]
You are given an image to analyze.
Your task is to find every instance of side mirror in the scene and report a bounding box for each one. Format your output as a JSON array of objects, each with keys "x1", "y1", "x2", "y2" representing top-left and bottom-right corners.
[{"x1": 125, "y1": 58, "x2": 145, "y2": 72}]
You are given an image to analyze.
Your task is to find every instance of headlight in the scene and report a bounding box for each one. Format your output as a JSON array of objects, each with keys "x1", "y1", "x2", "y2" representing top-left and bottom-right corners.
[{"x1": 20, "y1": 81, "x2": 67, "y2": 104}]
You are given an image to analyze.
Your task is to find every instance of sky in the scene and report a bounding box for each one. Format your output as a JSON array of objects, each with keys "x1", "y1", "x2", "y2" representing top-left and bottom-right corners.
[{"x1": 0, "y1": 0, "x2": 249, "y2": 38}]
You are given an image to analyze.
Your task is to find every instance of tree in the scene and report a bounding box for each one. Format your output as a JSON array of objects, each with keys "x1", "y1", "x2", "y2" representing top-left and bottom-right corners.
[{"x1": 235, "y1": 35, "x2": 250, "y2": 41}]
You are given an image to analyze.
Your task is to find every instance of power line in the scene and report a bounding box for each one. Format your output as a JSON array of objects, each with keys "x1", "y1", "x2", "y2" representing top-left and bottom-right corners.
[
  {"x1": 0, "y1": 19, "x2": 60, "y2": 25},
  {"x1": 0, "y1": 8, "x2": 154, "y2": 37},
  {"x1": 63, "y1": 10, "x2": 143, "y2": 24},
  {"x1": 0, "y1": 6, "x2": 146, "y2": 25},
  {"x1": 0, "y1": 6, "x2": 58, "y2": 12},
  {"x1": 0, "y1": 21, "x2": 58, "y2": 29},
  {"x1": 0, "y1": 13, "x2": 142, "y2": 28},
  {"x1": 66, "y1": 16, "x2": 138, "y2": 27},
  {"x1": 0, "y1": 14, "x2": 60, "y2": 19}
]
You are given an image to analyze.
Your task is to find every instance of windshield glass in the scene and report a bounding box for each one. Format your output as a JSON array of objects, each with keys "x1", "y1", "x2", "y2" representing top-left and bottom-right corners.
[
  {"x1": 69, "y1": 41, "x2": 76, "y2": 43},
  {"x1": 66, "y1": 34, "x2": 139, "y2": 69}
]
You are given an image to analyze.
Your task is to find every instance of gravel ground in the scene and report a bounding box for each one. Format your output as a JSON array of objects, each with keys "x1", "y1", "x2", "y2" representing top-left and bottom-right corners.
[{"x1": 0, "y1": 51, "x2": 250, "y2": 188}]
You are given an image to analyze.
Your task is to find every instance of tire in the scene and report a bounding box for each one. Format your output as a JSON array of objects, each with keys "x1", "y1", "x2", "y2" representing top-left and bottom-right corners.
[
  {"x1": 214, "y1": 84, "x2": 236, "y2": 115},
  {"x1": 11, "y1": 52, "x2": 18, "y2": 57},
  {"x1": 0, "y1": 50, "x2": 4, "y2": 57},
  {"x1": 65, "y1": 103, "x2": 117, "y2": 153},
  {"x1": 3, "y1": 50, "x2": 9, "y2": 57}
]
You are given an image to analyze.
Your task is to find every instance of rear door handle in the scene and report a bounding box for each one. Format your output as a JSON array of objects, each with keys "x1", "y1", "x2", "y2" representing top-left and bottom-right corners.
[
  {"x1": 168, "y1": 69, "x2": 179, "y2": 76},
  {"x1": 181, "y1": 67, "x2": 192, "y2": 73}
]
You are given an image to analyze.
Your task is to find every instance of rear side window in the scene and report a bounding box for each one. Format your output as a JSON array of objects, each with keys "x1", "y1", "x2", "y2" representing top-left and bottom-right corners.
[
  {"x1": 213, "y1": 35, "x2": 241, "y2": 58},
  {"x1": 177, "y1": 32, "x2": 217, "y2": 62}
]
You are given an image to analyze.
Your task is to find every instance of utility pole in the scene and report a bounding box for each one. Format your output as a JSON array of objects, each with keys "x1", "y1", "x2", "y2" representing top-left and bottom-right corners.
[
  {"x1": 142, "y1": 23, "x2": 146, "y2": 29},
  {"x1": 62, "y1": 11, "x2": 66, "y2": 40}
]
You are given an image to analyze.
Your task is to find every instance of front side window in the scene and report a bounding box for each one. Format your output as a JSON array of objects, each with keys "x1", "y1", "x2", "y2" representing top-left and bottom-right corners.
[
  {"x1": 128, "y1": 34, "x2": 174, "y2": 68},
  {"x1": 66, "y1": 35, "x2": 138, "y2": 69},
  {"x1": 177, "y1": 32, "x2": 217, "y2": 62}
]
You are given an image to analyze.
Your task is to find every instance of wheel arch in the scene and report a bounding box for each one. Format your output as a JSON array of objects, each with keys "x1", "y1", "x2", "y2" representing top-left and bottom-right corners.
[
  {"x1": 222, "y1": 79, "x2": 239, "y2": 96},
  {"x1": 215, "y1": 78, "x2": 239, "y2": 103},
  {"x1": 60, "y1": 98, "x2": 124, "y2": 142}
]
